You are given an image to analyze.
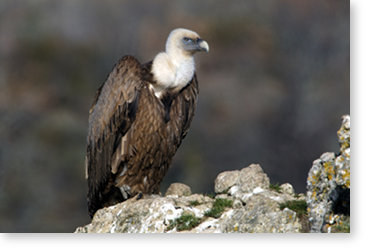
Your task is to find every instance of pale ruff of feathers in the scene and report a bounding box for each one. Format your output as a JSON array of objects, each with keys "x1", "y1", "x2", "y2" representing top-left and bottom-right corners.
[{"x1": 151, "y1": 35, "x2": 196, "y2": 98}]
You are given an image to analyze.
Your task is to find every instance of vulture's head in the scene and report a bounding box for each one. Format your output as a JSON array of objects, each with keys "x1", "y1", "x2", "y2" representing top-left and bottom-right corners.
[
  {"x1": 151, "y1": 28, "x2": 209, "y2": 94},
  {"x1": 166, "y1": 28, "x2": 209, "y2": 56}
]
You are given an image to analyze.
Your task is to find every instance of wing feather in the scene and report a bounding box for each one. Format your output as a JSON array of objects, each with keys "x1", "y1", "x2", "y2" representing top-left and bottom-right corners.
[
  {"x1": 175, "y1": 74, "x2": 199, "y2": 139},
  {"x1": 86, "y1": 55, "x2": 143, "y2": 217}
]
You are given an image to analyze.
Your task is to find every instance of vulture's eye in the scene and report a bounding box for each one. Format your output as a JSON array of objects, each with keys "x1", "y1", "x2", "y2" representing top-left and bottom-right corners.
[{"x1": 182, "y1": 37, "x2": 192, "y2": 43}]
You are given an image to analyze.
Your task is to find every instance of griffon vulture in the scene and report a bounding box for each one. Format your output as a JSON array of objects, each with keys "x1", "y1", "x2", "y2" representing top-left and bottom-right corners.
[{"x1": 85, "y1": 28, "x2": 209, "y2": 218}]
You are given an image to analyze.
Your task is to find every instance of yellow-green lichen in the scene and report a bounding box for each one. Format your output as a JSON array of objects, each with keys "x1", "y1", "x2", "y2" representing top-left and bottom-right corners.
[
  {"x1": 233, "y1": 223, "x2": 239, "y2": 232},
  {"x1": 323, "y1": 161, "x2": 335, "y2": 181},
  {"x1": 323, "y1": 214, "x2": 350, "y2": 233},
  {"x1": 341, "y1": 169, "x2": 350, "y2": 188}
]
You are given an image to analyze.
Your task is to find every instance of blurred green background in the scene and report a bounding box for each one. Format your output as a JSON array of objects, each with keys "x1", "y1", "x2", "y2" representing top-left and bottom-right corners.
[{"x1": 0, "y1": 0, "x2": 349, "y2": 232}]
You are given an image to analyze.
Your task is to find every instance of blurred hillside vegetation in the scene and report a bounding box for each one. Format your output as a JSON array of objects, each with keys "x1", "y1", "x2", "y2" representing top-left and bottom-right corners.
[{"x1": 0, "y1": 0, "x2": 349, "y2": 232}]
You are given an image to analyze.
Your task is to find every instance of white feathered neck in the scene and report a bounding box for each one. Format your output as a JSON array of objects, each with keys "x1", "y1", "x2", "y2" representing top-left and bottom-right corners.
[{"x1": 151, "y1": 29, "x2": 198, "y2": 98}]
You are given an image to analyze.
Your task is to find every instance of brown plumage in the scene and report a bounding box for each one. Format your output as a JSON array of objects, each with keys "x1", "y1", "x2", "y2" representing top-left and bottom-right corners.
[{"x1": 86, "y1": 28, "x2": 208, "y2": 218}]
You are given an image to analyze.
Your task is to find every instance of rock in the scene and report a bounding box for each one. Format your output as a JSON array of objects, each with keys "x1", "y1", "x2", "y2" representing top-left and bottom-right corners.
[
  {"x1": 219, "y1": 206, "x2": 301, "y2": 233},
  {"x1": 306, "y1": 115, "x2": 350, "y2": 233},
  {"x1": 238, "y1": 164, "x2": 270, "y2": 193},
  {"x1": 214, "y1": 170, "x2": 239, "y2": 193},
  {"x1": 337, "y1": 115, "x2": 350, "y2": 153},
  {"x1": 76, "y1": 164, "x2": 305, "y2": 233},
  {"x1": 77, "y1": 196, "x2": 183, "y2": 233},
  {"x1": 165, "y1": 183, "x2": 192, "y2": 196},
  {"x1": 214, "y1": 164, "x2": 270, "y2": 196},
  {"x1": 280, "y1": 183, "x2": 295, "y2": 195},
  {"x1": 335, "y1": 115, "x2": 350, "y2": 189}
]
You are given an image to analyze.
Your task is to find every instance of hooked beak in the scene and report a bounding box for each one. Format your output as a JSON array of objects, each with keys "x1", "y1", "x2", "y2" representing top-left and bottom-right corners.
[{"x1": 196, "y1": 38, "x2": 209, "y2": 53}]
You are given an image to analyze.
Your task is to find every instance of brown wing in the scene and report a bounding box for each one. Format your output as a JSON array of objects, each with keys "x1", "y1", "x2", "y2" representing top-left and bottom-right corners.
[
  {"x1": 180, "y1": 74, "x2": 199, "y2": 138},
  {"x1": 86, "y1": 55, "x2": 143, "y2": 218},
  {"x1": 171, "y1": 74, "x2": 199, "y2": 140}
]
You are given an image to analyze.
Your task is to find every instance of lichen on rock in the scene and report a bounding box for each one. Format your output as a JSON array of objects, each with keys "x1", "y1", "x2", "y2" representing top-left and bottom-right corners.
[{"x1": 306, "y1": 115, "x2": 350, "y2": 233}]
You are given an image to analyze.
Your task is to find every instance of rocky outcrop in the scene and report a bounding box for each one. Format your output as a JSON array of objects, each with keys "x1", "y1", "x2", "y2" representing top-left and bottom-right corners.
[
  {"x1": 306, "y1": 115, "x2": 350, "y2": 233},
  {"x1": 75, "y1": 115, "x2": 350, "y2": 233},
  {"x1": 75, "y1": 164, "x2": 308, "y2": 233}
]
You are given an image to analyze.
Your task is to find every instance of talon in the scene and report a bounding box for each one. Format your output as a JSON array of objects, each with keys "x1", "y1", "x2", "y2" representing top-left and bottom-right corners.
[
  {"x1": 136, "y1": 192, "x2": 143, "y2": 200},
  {"x1": 119, "y1": 185, "x2": 131, "y2": 200}
]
